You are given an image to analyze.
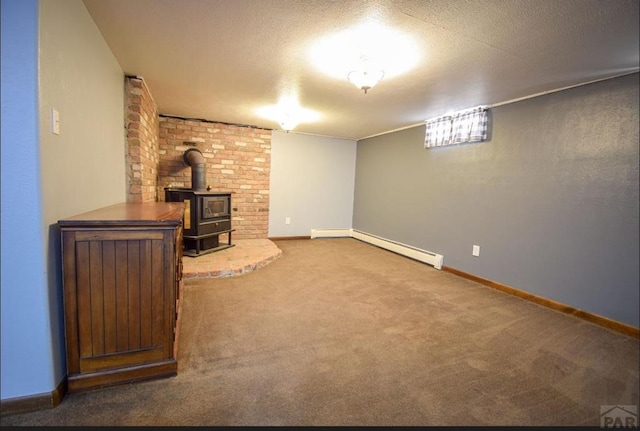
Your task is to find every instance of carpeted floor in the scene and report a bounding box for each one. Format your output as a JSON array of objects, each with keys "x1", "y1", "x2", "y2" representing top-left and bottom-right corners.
[{"x1": 2, "y1": 238, "x2": 638, "y2": 426}]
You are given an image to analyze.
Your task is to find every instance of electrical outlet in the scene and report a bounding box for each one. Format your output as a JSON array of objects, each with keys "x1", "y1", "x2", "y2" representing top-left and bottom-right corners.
[
  {"x1": 285, "y1": 217, "x2": 291, "y2": 225},
  {"x1": 472, "y1": 245, "x2": 480, "y2": 257}
]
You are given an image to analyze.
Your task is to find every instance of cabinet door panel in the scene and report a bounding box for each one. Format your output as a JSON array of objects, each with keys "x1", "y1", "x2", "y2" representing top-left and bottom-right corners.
[
  {"x1": 62, "y1": 232, "x2": 80, "y2": 373},
  {"x1": 102, "y1": 241, "x2": 118, "y2": 353},
  {"x1": 140, "y1": 239, "x2": 153, "y2": 348},
  {"x1": 115, "y1": 241, "x2": 129, "y2": 351},
  {"x1": 89, "y1": 241, "x2": 105, "y2": 356},
  {"x1": 151, "y1": 239, "x2": 165, "y2": 347},
  {"x1": 75, "y1": 241, "x2": 93, "y2": 359},
  {"x1": 127, "y1": 240, "x2": 141, "y2": 350},
  {"x1": 75, "y1": 236, "x2": 170, "y2": 360}
]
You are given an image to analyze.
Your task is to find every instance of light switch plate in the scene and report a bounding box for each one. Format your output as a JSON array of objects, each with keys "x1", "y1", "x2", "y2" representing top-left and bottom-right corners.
[{"x1": 51, "y1": 108, "x2": 60, "y2": 135}]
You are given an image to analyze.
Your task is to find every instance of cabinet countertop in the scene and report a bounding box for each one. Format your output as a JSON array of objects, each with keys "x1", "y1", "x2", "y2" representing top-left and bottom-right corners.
[{"x1": 59, "y1": 202, "x2": 184, "y2": 226}]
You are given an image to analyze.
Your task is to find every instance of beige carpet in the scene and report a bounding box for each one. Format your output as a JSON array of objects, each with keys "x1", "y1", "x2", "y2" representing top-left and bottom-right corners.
[{"x1": 2, "y1": 238, "x2": 638, "y2": 426}]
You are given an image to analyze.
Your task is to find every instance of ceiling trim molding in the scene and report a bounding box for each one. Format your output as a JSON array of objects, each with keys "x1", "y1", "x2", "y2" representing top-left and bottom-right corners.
[
  {"x1": 359, "y1": 69, "x2": 640, "y2": 142},
  {"x1": 489, "y1": 69, "x2": 640, "y2": 109}
]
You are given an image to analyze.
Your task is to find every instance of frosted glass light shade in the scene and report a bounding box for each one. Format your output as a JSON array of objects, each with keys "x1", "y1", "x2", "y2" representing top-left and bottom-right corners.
[
  {"x1": 277, "y1": 114, "x2": 298, "y2": 131},
  {"x1": 347, "y1": 58, "x2": 384, "y2": 94}
]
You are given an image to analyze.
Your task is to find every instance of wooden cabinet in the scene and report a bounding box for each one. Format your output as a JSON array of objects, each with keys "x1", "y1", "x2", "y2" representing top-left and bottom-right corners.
[{"x1": 59, "y1": 202, "x2": 184, "y2": 393}]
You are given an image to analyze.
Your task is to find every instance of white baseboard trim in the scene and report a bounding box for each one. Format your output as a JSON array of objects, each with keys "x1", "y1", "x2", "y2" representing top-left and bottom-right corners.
[
  {"x1": 310, "y1": 228, "x2": 352, "y2": 239},
  {"x1": 309, "y1": 228, "x2": 444, "y2": 270}
]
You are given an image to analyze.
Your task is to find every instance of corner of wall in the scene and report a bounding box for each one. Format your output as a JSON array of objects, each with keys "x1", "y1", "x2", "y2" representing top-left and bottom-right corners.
[{"x1": 125, "y1": 76, "x2": 160, "y2": 203}]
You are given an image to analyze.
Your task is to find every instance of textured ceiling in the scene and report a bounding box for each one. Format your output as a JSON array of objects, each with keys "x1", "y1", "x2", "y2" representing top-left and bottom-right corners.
[{"x1": 82, "y1": 0, "x2": 639, "y2": 140}]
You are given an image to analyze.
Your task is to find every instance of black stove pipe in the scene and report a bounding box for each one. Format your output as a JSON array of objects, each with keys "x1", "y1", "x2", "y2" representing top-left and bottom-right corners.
[{"x1": 183, "y1": 148, "x2": 206, "y2": 191}]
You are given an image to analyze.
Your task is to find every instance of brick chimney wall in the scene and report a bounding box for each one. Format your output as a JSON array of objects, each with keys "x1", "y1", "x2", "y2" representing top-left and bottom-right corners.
[
  {"x1": 125, "y1": 77, "x2": 160, "y2": 202},
  {"x1": 158, "y1": 116, "x2": 271, "y2": 239}
]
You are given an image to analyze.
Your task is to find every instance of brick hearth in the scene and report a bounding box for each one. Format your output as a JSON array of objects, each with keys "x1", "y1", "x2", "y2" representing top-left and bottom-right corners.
[{"x1": 181, "y1": 239, "x2": 282, "y2": 279}]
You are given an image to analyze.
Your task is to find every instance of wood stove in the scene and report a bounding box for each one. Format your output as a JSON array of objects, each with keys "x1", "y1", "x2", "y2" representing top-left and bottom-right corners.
[
  {"x1": 165, "y1": 189, "x2": 233, "y2": 256},
  {"x1": 164, "y1": 148, "x2": 234, "y2": 257}
]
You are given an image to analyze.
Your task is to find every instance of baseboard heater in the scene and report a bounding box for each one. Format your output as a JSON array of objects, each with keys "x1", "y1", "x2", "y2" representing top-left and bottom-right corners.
[{"x1": 309, "y1": 228, "x2": 443, "y2": 270}]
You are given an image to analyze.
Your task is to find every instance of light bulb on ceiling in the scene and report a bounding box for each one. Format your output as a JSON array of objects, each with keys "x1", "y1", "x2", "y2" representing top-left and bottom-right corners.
[
  {"x1": 348, "y1": 57, "x2": 384, "y2": 94},
  {"x1": 277, "y1": 113, "x2": 298, "y2": 131},
  {"x1": 256, "y1": 96, "x2": 320, "y2": 132}
]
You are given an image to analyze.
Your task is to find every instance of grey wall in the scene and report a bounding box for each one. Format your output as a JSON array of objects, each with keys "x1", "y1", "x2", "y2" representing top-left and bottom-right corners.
[
  {"x1": 1, "y1": 0, "x2": 126, "y2": 400},
  {"x1": 269, "y1": 130, "x2": 356, "y2": 237},
  {"x1": 353, "y1": 73, "x2": 639, "y2": 327}
]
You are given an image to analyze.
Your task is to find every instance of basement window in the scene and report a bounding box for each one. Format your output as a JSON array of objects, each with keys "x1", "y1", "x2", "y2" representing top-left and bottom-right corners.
[{"x1": 424, "y1": 106, "x2": 488, "y2": 148}]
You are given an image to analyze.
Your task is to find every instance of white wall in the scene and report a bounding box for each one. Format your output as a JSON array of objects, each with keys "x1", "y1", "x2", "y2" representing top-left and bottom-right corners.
[
  {"x1": 269, "y1": 131, "x2": 356, "y2": 237},
  {"x1": 0, "y1": 0, "x2": 126, "y2": 400},
  {"x1": 40, "y1": 0, "x2": 126, "y2": 217}
]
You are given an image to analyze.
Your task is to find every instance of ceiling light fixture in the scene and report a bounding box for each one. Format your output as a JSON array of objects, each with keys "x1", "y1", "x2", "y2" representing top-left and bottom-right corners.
[
  {"x1": 347, "y1": 57, "x2": 384, "y2": 94},
  {"x1": 310, "y1": 21, "x2": 419, "y2": 88},
  {"x1": 256, "y1": 96, "x2": 320, "y2": 132},
  {"x1": 277, "y1": 112, "x2": 299, "y2": 132}
]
